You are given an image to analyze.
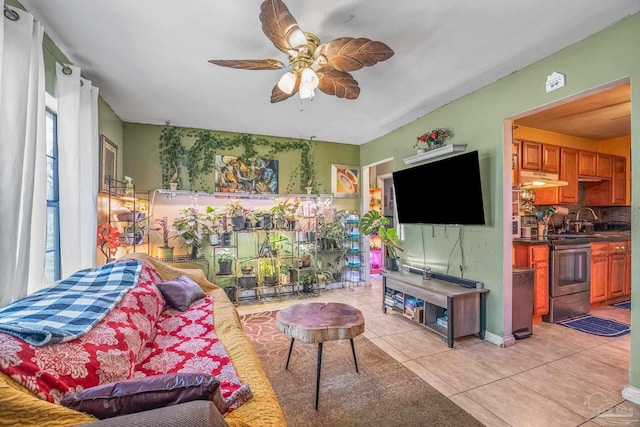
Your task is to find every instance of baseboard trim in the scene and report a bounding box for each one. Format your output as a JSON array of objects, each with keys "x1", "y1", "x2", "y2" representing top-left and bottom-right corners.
[
  {"x1": 483, "y1": 330, "x2": 507, "y2": 347},
  {"x1": 622, "y1": 384, "x2": 640, "y2": 404}
]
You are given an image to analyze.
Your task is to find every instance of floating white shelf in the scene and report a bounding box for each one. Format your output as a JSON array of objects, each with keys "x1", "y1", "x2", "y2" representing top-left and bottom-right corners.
[{"x1": 403, "y1": 144, "x2": 467, "y2": 165}]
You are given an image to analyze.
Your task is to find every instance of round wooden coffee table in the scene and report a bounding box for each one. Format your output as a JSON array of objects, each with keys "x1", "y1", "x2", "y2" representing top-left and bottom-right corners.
[{"x1": 276, "y1": 302, "x2": 365, "y2": 410}]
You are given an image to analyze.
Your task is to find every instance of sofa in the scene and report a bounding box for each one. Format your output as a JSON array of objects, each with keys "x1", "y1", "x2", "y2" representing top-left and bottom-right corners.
[{"x1": 0, "y1": 253, "x2": 286, "y2": 427}]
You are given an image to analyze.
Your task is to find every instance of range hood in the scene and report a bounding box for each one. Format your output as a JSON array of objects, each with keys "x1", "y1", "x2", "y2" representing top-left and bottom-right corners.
[{"x1": 519, "y1": 170, "x2": 569, "y2": 188}]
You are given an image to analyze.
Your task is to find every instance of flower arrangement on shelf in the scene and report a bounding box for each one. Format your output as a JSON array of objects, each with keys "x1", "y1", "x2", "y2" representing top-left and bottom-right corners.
[
  {"x1": 413, "y1": 128, "x2": 452, "y2": 151},
  {"x1": 97, "y1": 223, "x2": 122, "y2": 262}
]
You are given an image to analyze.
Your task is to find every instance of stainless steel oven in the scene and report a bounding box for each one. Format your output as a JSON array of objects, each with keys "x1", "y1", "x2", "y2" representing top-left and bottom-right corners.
[{"x1": 544, "y1": 239, "x2": 591, "y2": 323}]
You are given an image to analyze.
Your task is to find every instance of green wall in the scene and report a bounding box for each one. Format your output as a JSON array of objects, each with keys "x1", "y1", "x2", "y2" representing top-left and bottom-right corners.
[
  {"x1": 361, "y1": 12, "x2": 640, "y2": 387},
  {"x1": 122, "y1": 123, "x2": 360, "y2": 212}
]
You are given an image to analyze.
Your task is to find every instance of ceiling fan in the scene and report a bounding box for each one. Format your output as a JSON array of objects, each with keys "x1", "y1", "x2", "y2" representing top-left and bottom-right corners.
[{"x1": 209, "y1": 0, "x2": 394, "y2": 103}]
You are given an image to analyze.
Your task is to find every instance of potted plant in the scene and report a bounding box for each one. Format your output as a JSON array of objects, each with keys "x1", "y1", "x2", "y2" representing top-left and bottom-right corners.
[
  {"x1": 154, "y1": 216, "x2": 174, "y2": 258},
  {"x1": 298, "y1": 245, "x2": 311, "y2": 268},
  {"x1": 298, "y1": 271, "x2": 315, "y2": 294},
  {"x1": 244, "y1": 208, "x2": 259, "y2": 230},
  {"x1": 216, "y1": 250, "x2": 236, "y2": 275},
  {"x1": 172, "y1": 207, "x2": 210, "y2": 258},
  {"x1": 315, "y1": 257, "x2": 333, "y2": 287},
  {"x1": 204, "y1": 205, "x2": 224, "y2": 245},
  {"x1": 259, "y1": 258, "x2": 278, "y2": 286},
  {"x1": 239, "y1": 259, "x2": 255, "y2": 276},
  {"x1": 226, "y1": 200, "x2": 245, "y2": 231},
  {"x1": 238, "y1": 258, "x2": 257, "y2": 289},
  {"x1": 96, "y1": 223, "x2": 122, "y2": 262},
  {"x1": 270, "y1": 198, "x2": 287, "y2": 229},
  {"x1": 282, "y1": 197, "x2": 300, "y2": 230},
  {"x1": 253, "y1": 209, "x2": 272, "y2": 230},
  {"x1": 413, "y1": 128, "x2": 452, "y2": 152},
  {"x1": 279, "y1": 261, "x2": 295, "y2": 285},
  {"x1": 359, "y1": 209, "x2": 403, "y2": 271},
  {"x1": 122, "y1": 218, "x2": 148, "y2": 246}
]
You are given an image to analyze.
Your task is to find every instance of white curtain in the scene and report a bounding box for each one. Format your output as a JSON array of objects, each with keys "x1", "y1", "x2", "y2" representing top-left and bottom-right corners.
[
  {"x1": 0, "y1": 4, "x2": 47, "y2": 306},
  {"x1": 56, "y1": 64, "x2": 99, "y2": 277}
]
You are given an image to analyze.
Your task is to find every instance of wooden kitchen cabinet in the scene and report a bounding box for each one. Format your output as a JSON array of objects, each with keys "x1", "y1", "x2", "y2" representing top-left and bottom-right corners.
[
  {"x1": 520, "y1": 140, "x2": 560, "y2": 173},
  {"x1": 590, "y1": 240, "x2": 631, "y2": 305},
  {"x1": 590, "y1": 242, "x2": 609, "y2": 303},
  {"x1": 608, "y1": 241, "x2": 630, "y2": 299},
  {"x1": 513, "y1": 244, "x2": 548, "y2": 322},
  {"x1": 596, "y1": 153, "x2": 612, "y2": 178},
  {"x1": 612, "y1": 156, "x2": 626, "y2": 205},
  {"x1": 586, "y1": 155, "x2": 627, "y2": 206},
  {"x1": 578, "y1": 150, "x2": 597, "y2": 177},
  {"x1": 534, "y1": 187, "x2": 558, "y2": 205},
  {"x1": 542, "y1": 145, "x2": 560, "y2": 173},
  {"x1": 520, "y1": 140, "x2": 542, "y2": 170},
  {"x1": 558, "y1": 147, "x2": 578, "y2": 204}
]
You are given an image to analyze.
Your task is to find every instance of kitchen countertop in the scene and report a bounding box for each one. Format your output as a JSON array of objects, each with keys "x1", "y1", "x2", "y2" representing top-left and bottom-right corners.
[{"x1": 513, "y1": 231, "x2": 631, "y2": 246}]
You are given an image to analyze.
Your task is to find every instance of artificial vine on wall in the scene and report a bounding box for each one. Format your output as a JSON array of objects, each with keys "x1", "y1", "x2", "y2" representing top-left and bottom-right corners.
[{"x1": 159, "y1": 126, "x2": 319, "y2": 194}]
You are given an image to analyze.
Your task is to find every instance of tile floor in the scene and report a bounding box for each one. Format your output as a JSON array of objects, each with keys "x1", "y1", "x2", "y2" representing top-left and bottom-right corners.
[{"x1": 235, "y1": 276, "x2": 638, "y2": 427}]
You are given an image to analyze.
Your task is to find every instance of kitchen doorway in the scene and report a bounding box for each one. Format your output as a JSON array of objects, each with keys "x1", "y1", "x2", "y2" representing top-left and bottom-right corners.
[{"x1": 504, "y1": 78, "x2": 632, "y2": 343}]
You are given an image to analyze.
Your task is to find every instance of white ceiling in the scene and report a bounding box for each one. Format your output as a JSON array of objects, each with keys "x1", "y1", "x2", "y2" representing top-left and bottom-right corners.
[{"x1": 18, "y1": 0, "x2": 640, "y2": 145}]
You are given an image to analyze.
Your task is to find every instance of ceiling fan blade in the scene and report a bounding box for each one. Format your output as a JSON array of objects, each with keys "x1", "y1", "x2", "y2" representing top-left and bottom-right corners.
[
  {"x1": 315, "y1": 37, "x2": 394, "y2": 72},
  {"x1": 317, "y1": 68, "x2": 360, "y2": 100},
  {"x1": 260, "y1": 0, "x2": 307, "y2": 54},
  {"x1": 271, "y1": 80, "x2": 299, "y2": 103},
  {"x1": 208, "y1": 59, "x2": 285, "y2": 70}
]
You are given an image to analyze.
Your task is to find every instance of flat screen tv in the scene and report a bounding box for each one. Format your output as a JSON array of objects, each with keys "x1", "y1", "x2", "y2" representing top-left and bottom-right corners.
[{"x1": 392, "y1": 150, "x2": 486, "y2": 225}]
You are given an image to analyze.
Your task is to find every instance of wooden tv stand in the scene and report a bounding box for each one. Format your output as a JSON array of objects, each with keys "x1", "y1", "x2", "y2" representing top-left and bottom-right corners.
[{"x1": 382, "y1": 270, "x2": 489, "y2": 348}]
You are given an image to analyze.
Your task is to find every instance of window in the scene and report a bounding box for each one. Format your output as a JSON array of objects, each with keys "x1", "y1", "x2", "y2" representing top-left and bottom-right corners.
[{"x1": 45, "y1": 107, "x2": 60, "y2": 283}]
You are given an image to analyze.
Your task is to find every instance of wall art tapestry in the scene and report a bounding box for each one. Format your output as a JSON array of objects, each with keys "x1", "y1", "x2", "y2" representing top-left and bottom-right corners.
[
  {"x1": 214, "y1": 155, "x2": 278, "y2": 193},
  {"x1": 331, "y1": 164, "x2": 359, "y2": 198}
]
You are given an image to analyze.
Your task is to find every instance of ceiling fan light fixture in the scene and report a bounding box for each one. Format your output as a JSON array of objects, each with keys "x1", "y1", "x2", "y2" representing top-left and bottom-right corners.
[
  {"x1": 277, "y1": 71, "x2": 297, "y2": 94},
  {"x1": 287, "y1": 28, "x2": 307, "y2": 50},
  {"x1": 300, "y1": 67, "x2": 319, "y2": 89},
  {"x1": 299, "y1": 85, "x2": 315, "y2": 100},
  {"x1": 210, "y1": 0, "x2": 394, "y2": 104}
]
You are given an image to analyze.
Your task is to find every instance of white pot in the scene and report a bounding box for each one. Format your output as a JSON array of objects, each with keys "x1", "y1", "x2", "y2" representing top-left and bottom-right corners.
[{"x1": 210, "y1": 233, "x2": 220, "y2": 245}]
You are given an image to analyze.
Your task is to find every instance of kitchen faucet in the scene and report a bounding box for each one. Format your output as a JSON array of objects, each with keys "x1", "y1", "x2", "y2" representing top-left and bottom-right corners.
[{"x1": 576, "y1": 207, "x2": 598, "y2": 222}]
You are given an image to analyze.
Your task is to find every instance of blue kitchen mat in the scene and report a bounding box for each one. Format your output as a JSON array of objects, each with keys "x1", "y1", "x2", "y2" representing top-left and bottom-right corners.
[
  {"x1": 612, "y1": 300, "x2": 631, "y2": 310},
  {"x1": 558, "y1": 315, "x2": 630, "y2": 338}
]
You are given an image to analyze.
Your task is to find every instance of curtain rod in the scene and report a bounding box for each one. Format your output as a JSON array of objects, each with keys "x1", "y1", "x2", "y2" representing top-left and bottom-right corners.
[
  {"x1": 5, "y1": 5, "x2": 85, "y2": 84},
  {"x1": 42, "y1": 42, "x2": 83, "y2": 84},
  {"x1": 4, "y1": 5, "x2": 20, "y2": 21}
]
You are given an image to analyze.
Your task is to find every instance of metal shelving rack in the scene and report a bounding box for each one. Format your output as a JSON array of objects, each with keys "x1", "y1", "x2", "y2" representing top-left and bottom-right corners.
[
  {"x1": 343, "y1": 213, "x2": 364, "y2": 291},
  {"x1": 107, "y1": 177, "x2": 150, "y2": 255}
]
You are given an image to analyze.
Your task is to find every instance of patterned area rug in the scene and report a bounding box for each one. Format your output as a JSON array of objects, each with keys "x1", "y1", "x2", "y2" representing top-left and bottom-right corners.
[
  {"x1": 558, "y1": 314, "x2": 630, "y2": 338},
  {"x1": 241, "y1": 310, "x2": 483, "y2": 427},
  {"x1": 612, "y1": 300, "x2": 631, "y2": 310}
]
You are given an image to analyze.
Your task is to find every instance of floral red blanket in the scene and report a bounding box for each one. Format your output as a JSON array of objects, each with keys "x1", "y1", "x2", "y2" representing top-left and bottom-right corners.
[{"x1": 0, "y1": 262, "x2": 251, "y2": 413}]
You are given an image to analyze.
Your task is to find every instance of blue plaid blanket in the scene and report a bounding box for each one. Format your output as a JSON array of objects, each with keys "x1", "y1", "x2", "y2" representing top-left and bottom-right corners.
[{"x1": 0, "y1": 259, "x2": 142, "y2": 346}]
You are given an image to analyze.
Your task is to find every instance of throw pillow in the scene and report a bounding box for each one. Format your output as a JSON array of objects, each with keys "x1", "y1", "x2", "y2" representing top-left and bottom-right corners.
[
  {"x1": 156, "y1": 275, "x2": 205, "y2": 311},
  {"x1": 60, "y1": 373, "x2": 227, "y2": 419}
]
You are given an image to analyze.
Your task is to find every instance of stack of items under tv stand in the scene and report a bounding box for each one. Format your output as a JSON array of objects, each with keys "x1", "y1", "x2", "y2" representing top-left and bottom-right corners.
[{"x1": 382, "y1": 267, "x2": 489, "y2": 348}]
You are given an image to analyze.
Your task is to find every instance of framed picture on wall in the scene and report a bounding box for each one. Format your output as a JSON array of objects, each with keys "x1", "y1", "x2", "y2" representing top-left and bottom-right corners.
[
  {"x1": 99, "y1": 135, "x2": 117, "y2": 193},
  {"x1": 331, "y1": 164, "x2": 359, "y2": 198},
  {"x1": 214, "y1": 155, "x2": 279, "y2": 193}
]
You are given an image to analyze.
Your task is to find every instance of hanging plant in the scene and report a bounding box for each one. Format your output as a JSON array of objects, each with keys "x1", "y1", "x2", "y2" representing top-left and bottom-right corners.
[
  {"x1": 159, "y1": 125, "x2": 319, "y2": 194},
  {"x1": 159, "y1": 126, "x2": 187, "y2": 189}
]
